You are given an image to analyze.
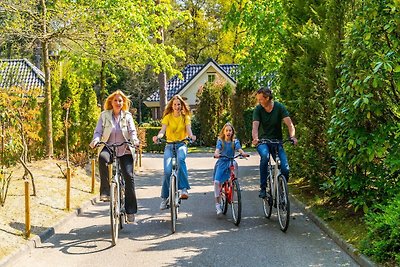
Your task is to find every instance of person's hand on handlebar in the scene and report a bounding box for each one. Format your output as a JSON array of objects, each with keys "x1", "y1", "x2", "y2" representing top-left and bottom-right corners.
[
  {"x1": 290, "y1": 136, "x2": 298, "y2": 145},
  {"x1": 89, "y1": 139, "x2": 99, "y2": 149}
]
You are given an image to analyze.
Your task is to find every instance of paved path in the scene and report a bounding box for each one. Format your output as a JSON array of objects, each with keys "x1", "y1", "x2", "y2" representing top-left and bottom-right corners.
[{"x1": 10, "y1": 152, "x2": 359, "y2": 267}]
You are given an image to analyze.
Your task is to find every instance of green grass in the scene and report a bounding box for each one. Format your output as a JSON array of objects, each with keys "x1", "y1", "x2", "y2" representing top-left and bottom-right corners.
[{"x1": 289, "y1": 177, "x2": 368, "y2": 247}]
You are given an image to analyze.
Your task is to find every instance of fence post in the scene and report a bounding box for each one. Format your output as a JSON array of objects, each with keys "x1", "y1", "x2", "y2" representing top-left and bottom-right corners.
[
  {"x1": 91, "y1": 159, "x2": 95, "y2": 194},
  {"x1": 24, "y1": 179, "x2": 30, "y2": 238},
  {"x1": 66, "y1": 167, "x2": 71, "y2": 211}
]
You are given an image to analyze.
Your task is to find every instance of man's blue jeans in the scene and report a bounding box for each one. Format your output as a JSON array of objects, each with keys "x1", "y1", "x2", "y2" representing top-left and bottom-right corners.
[
  {"x1": 257, "y1": 143, "x2": 290, "y2": 189},
  {"x1": 161, "y1": 143, "x2": 190, "y2": 199}
]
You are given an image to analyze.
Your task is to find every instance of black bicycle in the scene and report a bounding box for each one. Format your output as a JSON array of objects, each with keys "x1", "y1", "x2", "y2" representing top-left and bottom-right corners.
[
  {"x1": 157, "y1": 137, "x2": 192, "y2": 233},
  {"x1": 96, "y1": 141, "x2": 134, "y2": 245},
  {"x1": 258, "y1": 139, "x2": 293, "y2": 232}
]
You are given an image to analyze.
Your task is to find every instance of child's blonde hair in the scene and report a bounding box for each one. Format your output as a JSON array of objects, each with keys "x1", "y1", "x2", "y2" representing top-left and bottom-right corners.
[{"x1": 218, "y1": 122, "x2": 236, "y2": 141}]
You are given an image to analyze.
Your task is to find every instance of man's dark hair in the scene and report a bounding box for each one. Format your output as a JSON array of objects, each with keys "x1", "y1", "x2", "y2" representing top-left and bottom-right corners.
[{"x1": 257, "y1": 87, "x2": 273, "y2": 99}]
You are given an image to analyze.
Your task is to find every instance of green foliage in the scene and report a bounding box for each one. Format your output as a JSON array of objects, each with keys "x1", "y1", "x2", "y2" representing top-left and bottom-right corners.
[
  {"x1": 279, "y1": 0, "x2": 332, "y2": 187},
  {"x1": 231, "y1": 82, "x2": 256, "y2": 146},
  {"x1": 141, "y1": 127, "x2": 163, "y2": 153},
  {"x1": 226, "y1": 0, "x2": 286, "y2": 86},
  {"x1": 361, "y1": 194, "x2": 400, "y2": 264},
  {"x1": 327, "y1": 0, "x2": 400, "y2": 210},
  {"x1": 196, "y1": 79, "x2": 233, "y2": 146}
]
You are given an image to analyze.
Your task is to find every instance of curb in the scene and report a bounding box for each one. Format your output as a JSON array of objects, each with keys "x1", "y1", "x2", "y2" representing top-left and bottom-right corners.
[
  {"x1": 0, "y1": 196, "x2": 99, "y2": 267},
  {"x1": 289, "y1": 195, "x2": 377, "y2": 267}
]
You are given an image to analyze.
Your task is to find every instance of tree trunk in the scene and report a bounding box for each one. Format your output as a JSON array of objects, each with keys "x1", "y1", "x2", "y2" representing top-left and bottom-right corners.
[
  {"x1": 156, "y1": 0, "x2": 167, "y2": 117},
  {"x1": 100, "y1": 60, "x2": 106, "y2": 110},
  {"x1": 41, "y1": 0, "x2": 53, "y2": 158}
]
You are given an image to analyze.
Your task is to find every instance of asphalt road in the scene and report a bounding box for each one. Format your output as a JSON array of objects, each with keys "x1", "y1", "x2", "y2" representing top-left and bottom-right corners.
[{"x1": 11, "y1": 152, "x2": 359, "y2": 267}]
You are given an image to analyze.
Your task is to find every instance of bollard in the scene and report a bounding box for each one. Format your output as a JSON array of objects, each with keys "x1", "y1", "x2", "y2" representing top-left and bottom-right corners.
[
  {"x1": 66, "y1": 167, "x2": 71, "y2": 211},
  {"x1": 91, "y1": 159, "x2": 95, "y2": 193},
  {"x1": 24, "y1": 180, "x2": 30, "y2": 238}
]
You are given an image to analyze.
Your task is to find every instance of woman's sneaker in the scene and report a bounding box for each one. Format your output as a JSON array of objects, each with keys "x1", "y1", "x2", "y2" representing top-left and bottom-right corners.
[
  {"x1": 216, "y1": 204, "x2": 223, "y2": 215},
  {"x1": 160, "y1": 198, "x2": 169, "y2": 210}
]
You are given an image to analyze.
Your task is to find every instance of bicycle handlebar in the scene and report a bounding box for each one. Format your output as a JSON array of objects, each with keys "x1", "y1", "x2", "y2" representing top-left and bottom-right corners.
[
  {"x1": 257, "y1": 138, "x2": 294, "y2": 146},
  {"x1": 95, "y1": 140, "x2": 136, "y2": 149},
  {"x1": 156, "y1": 137, "x2": 193, "y2": 145},
  {"x1": 214, "y1": 154, "x2": 250, "y2": 160}
]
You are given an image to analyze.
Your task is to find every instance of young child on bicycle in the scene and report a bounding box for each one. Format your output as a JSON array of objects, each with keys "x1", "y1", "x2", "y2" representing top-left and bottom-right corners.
[{"x1": 213, "y1": 123, "x2": 248, "y2": 215}]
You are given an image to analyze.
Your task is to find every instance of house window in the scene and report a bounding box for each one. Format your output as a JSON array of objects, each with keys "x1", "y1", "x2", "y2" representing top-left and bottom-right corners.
[{"x1": 208, "y1": 74, "x2": 215, "y2": 83}]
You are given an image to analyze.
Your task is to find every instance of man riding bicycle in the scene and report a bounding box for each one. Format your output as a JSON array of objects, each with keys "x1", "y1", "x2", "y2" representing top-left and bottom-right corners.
[{"x1": 252, "y1": 87, "x2": 298, "y2": 199}]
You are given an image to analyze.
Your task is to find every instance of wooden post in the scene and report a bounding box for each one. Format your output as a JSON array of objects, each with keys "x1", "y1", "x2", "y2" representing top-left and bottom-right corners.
[
  {"x1": 91, "y1": 159, "x2": 95, "y2": 193},
  {"x1": 66, "y1": 167, "x2": 71, "y2": 211},
  {"x1": 139, "y1": 147, "x2": 142, "y2": 167},
  {"x1": 24, "y1": 180, "x2": 30, "y2": 238}
]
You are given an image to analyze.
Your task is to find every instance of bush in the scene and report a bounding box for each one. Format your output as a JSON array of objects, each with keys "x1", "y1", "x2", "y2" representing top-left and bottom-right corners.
[
  {"x1": 140, "y1": 127, "x2": 163, "y2": 153},
  {"x1": 361, "y1": 195, "x2": 400, "y2": 265}
]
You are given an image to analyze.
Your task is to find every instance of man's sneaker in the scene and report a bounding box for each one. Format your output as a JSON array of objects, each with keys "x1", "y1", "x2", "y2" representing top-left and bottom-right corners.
[
  {"x1": 180, "y1": 188, "x2": 189, "y2": 199},
  {"x1": 160, "y1": 198, "x2": 169, "y2": 210},
  {"x1": 100, "y1": 194, "x2": 110, "y2": 202},
  {"x1": 259, "y1": 188, "x2": 267, "y2": 198},
  {"x1": 216, "y1": 204, "x2": 223, "y2": 216},
  {"x1": 126, "y1": 214, "x2": 135, "y2": 223}
]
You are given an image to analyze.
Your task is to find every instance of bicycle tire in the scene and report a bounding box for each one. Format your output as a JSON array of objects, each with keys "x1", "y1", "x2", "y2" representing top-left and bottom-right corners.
[
  {"x1": 110, "y1": 181, "x2": 119, "y2": 245},
  {"x1": 262, "y1": 176, "x2": 273, "y2": 219},
  {"x1": 220, "y1": 184, "x2": 228, "y2": 215},
  {"x1": 231, "y1": 179, "x2": 241, "y2": 226},
  {"x1": 277, "y1": 174, "x2": 290, "y2": 232},
  {"x1": 119, "y1": 180, "x2": 125, "y2": 229},
  {"x1": 170, "y1": 174, "x2": 177, "y2": 233}
]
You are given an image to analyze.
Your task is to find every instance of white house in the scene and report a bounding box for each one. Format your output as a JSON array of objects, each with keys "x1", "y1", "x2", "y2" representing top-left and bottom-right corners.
[{"x1": 144, "y1": 58, "x2": 238, "y2": 119}]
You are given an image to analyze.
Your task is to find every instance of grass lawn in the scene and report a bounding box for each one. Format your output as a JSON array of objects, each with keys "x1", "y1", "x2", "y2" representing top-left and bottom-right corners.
[{"x1": 289, "y1": 177, "x2": 368, "y2": 248}]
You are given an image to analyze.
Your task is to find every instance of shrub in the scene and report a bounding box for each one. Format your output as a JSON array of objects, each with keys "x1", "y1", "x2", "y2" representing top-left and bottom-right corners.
[
  {"x1": 140, "y1": 127, "x2": 163, "y2": 153},
  {"x1": 361, "y1": 194, "x2": 400, "y2": 265}
]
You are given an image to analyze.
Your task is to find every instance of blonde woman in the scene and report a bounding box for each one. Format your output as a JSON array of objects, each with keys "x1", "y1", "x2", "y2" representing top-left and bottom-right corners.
[
  {"x1": 90, "y1": 90, "x2": 139, "y2": 223},
  {"x1": 152, "y1": 95, "x2": 196, "y2": 210}
]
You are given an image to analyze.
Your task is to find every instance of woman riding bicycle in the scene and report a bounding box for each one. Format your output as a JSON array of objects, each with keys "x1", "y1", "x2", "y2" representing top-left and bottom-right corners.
[
  {"x1": 213, "y1": 123, "x2": 248, "y2": 215},
  {"x1": 90, "y1": 90, "x2": 140, "y2": 223},
  {"x1": 152, "y1": 95, "x2": 196, "y2": 210}
]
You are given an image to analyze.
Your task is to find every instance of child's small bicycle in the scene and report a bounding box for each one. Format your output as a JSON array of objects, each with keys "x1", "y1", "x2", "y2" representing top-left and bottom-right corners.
[{"x1": 216, "y1": 154, "x2": 249, "y2": 226}]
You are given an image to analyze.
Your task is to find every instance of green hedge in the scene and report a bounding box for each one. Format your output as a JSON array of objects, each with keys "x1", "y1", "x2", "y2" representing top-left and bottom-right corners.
[{"x1": 140, "y1": 127, "x2": 164, "y2": 153}]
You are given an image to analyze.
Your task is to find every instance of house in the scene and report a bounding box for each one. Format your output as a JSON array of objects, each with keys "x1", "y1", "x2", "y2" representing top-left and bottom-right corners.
[
  {"x1": 0, "y1": 58, "x2": 45, "y2": 93},
  {"x1": 144, "y1": 58, "x2": 238, "y2": 119}
]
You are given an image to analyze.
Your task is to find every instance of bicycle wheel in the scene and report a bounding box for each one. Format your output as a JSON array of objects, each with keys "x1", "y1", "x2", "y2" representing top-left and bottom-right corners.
[
  {"x1": 169, "y1": 174, "x2": 178, "y2": 233},
  {"x1": 262, "y1": 176, "x2": 273, "y2": 219},
  {"x1": 219, "y1": 184, "x2": 228, "y2": 215},
  {"x1": 110, "y1": 181, "x2": 119, "y2": 245},
  {"x1": 276, "y1": 174, "x2": 290, "y2": 232},
  {"x1": 119, "y1": 180, "x2": 125, "y2": 229},
  {"x1": 231, "y1": 180, "x2": 241, "y2": 226}
]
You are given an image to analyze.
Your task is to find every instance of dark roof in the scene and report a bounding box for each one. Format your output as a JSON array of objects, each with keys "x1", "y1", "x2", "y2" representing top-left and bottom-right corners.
[
  {"x1": 0, "y1": 58, "x2": 45, "y2": 91},
  {"x1": 146, "y1": 58, "x2": 238, "y2": 102}
]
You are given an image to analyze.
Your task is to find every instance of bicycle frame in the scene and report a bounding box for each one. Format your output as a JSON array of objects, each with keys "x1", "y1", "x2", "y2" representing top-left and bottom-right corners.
[
  {"x1": 258, "y1": 139, "x2": 292, "y2": 232},
  {"x1": 217, "y1": 154, "x2": 248, "y2": 226},
  {"x1": 96, "y1": 141, "x2": 132, "y2": 245},
  {"x1": 158, "y1": 137, "x2": 191, "y2": 233}
]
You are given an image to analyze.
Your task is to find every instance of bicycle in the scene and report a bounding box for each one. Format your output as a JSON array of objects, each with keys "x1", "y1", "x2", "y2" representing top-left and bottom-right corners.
[
  {"x1": 258, "y1": 139, "x2": 293, "y2": 232},
  {"x1": 215, "y1": 153, "x2": 249, "y2": 226},
  {"x1": 157, "y1": 137, "x2": 192, "y2": 233},
  {"x1": 95, "y1": 141, "x2": 134, "y2": 245}
]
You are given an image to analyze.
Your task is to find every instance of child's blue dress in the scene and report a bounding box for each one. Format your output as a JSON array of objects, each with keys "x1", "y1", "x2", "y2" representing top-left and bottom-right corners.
[{"x1": 213, "y1": 138, "x2": 242, "y2": 183}]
